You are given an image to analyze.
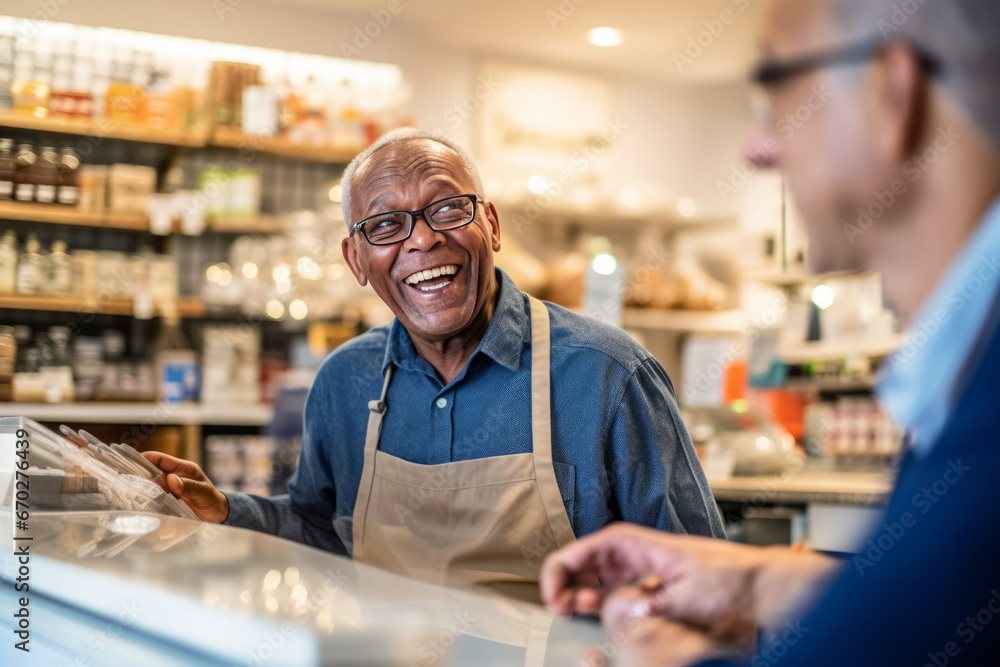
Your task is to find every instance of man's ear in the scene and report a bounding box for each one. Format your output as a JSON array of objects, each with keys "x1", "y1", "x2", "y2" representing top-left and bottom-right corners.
[
  {"x1": 342, "y1": 236, "x2": 368, "y2": 287},
  {"x1": 485, "y1": 201, "x2": 502, "y2": 252},
  {"x1": 871, "y1": 43, "x2": 927, "y2": 162}
]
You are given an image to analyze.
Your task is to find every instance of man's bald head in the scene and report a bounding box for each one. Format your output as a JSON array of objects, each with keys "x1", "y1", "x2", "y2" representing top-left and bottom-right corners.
[
  {"x1": 340, "y1": 128, "x2": 485, "y2": 231},
  {"x1": 829, "y1": 0, "x2": 1000, "y2": 147}
]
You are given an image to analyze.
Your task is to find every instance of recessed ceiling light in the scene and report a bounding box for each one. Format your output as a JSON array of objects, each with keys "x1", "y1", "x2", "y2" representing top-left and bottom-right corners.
[{"x1": 587, "y1": 27, "x2": 624, "y2": 48}]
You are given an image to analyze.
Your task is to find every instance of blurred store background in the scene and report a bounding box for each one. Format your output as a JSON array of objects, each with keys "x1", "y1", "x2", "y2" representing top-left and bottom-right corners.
[{"x1": 0, "y1": 1, "x2": 904, "y2": 550}]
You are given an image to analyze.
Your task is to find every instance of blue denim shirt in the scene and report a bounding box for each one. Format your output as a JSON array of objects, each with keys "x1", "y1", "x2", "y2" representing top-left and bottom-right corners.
[{"x1": 224, "y1": 269, "x2": 725, "y2": 553}]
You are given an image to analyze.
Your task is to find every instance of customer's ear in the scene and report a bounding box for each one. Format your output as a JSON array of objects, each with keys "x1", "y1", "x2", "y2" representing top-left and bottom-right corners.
[{"x1": 872, "y1": 43, "x2": 928, "y2": 163}]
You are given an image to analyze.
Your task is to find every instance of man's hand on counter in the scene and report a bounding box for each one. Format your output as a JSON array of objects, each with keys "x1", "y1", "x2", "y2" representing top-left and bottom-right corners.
[
  {"x1": 540, "y1": 523, "x2": 842, "y2": 639},
  {"x1": 142, "y1": 451, "x2": 230, "y2": 523}
]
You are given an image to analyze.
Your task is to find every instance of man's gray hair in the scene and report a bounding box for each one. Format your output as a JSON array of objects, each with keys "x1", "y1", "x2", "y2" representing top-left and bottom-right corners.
[
  {"x1": 832, "y1": 0, "x2": 1000, "y2": 146},
  {"x1": 340, "y1": 128, "x2": 486, "y2": 231}
]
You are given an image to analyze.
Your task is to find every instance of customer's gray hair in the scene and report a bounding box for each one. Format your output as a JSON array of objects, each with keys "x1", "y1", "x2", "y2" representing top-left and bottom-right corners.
[
  {"x1": 340, "y1": 128, "x2": 485, "y2": 231},
  {"x1": 831, "y1": 0, "x2": 1000, "y2": 146}
]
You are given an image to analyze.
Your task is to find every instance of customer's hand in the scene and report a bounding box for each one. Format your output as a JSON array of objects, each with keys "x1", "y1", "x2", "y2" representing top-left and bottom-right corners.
[
  {"x1": 142, "y1": 451, "x2": 229, "y2": 523},
  {"x1": 540, "y1": 523, "x2": 839, "y2": 636},
  {"x1": 578, "y1": 587, "x2": 724, "y2": 667}
]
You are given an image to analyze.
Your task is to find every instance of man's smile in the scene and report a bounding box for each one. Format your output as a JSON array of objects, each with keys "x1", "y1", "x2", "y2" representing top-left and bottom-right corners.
[{"x1": 402, "y1": 264, "x2": 462, "y2": 293}]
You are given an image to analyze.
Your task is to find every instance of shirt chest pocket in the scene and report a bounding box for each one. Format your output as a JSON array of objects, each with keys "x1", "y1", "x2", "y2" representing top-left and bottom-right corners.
[{"x1": 552, "y1": 461, "x2": 576, "y2": 534}]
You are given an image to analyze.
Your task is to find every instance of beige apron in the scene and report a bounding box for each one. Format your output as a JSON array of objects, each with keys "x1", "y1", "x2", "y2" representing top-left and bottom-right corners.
[{"x1": 352, "y1": 295, "x2": 575, "y2": 603}]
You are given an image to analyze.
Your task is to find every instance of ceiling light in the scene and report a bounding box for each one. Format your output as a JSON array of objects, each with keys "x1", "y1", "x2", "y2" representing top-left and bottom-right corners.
[
  {"x1": 812, "y1": 284, "x2": 835, "y2": 310},
  {"x1": 527, "y1": 175, "x2": 548, "y2": 195},
  {"x1": 676, "y1": 197, "x2": 698, "y2": 218},
  {"x1": 588, "y1": 27, "x2": 624, "y2": 47}
]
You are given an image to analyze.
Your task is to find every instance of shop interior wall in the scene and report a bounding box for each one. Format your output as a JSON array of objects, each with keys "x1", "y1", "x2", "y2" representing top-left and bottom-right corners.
[{"x1": 8, "y1": 0, "x2": 756, "y2": 219}]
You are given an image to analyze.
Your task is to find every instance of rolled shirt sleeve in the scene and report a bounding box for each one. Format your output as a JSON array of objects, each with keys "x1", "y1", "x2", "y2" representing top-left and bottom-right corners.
[
  {"x1": 607, "y1": 357, "x2": 726, "y2": 539},
  {"x1": 221, "y1": 376, "x2": 348, "y2": 556}
]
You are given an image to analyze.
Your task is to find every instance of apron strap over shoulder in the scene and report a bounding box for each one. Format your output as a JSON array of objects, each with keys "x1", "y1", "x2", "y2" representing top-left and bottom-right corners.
[
  {"x1": 354, "y1": 364, "x2": 395, "y2": 558},
  {"x1": 527, "y1": 296, "x2": 575, "y2": 550}
]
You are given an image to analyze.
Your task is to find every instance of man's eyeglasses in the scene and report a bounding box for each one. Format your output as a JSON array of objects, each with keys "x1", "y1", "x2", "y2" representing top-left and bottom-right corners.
[
  {"x1": 351, "y1": 194, "x2": 484, "y2": 246},
  {"x1": 751, "y1": 38, "x2": 943, "y2": 87}
]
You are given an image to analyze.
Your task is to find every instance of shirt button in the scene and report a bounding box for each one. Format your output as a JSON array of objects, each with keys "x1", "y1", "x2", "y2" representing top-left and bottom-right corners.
[{"x1": 436, "y1": 398, "x2": 448, "y2": 409}]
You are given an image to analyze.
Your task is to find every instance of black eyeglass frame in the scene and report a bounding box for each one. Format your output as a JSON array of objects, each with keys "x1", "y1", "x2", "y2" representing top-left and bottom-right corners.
[
  {"x1": 751, "y1": 38, "x2": 943, "y2": 87},
  {"x1": 350, "y1": 194, "x2": 485, "y2": 246}
]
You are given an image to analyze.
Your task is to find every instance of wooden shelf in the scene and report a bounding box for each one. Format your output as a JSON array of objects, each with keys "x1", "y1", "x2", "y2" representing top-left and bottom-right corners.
[
  {"x1": 0, "y1": 201, "x2": 286, "y2": 235},
  {"x1": 0, "y1": 111, "x2": 209, "y2": 147},
  {"x1": 778, "y1": 335, "x2": 903, "y2": 364},
  {"x1": 746, "y1": 267, "x2": 875, "y2": 287},
  {"x1": 0, "y1": 293, "x2": 205, "y2": 318},
  {"x1": 0, "y1": 401, "x2": 274, "y2": 426},
  {"x1": 210, "y1": 125, "x2": 365, "y2": 163},
  {"x1": 0, "y1": 200, "x2": 149, "y2": 231},
  {"x1": 623, "y1": 308, "x2": 747, "y2": 333},
  {"x1": 208, "y1": 215, "x2": 283, "y2": 234},
  {"x1": 493, "y1": 199, "x2": 737, "y2": 231}
]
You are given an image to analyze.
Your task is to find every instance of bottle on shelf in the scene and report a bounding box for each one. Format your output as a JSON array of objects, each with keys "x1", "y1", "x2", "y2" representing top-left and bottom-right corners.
[
  {"x1": 33, "y1": 146, "x2": 60, "y2": 205},
  {"x1": 57, "y1": 147, "x2": 81, "y2": 206},
  {"x1": 50, "y1": 56, "x2": 74, "y2": 118},
  {"x1": 69, "y1": 59, "x2": 95, "y2": 120},
  {"x1": 0, "y1": 138, "x2": 15, "y2": 201},
  {"x1": 13, "y1": 143, "x2": 36, "y2": 203},
  {"x1": 0, "y1": 231, "x2": 17, "y2": 293},
  {"x1": 154, "y1": 314, "x2": 199, "y2": 403},
  {"x1": 16, "y1": 234, "x2": 44, "y2": 294},
  {"x1": 11, "y1": 53, "x2": 51, "y2": 118},
  {"x1": 146, "y1": 60, "x2": 178, "y2": 131},
  {"x1": 106, "y1": 56, "x2": 146, "y2": 124},
  {"x1": 0, "y1": 36, "x2": 14, "y2": 111},
  {"x1": 44, "y1": 240, "x2": 72, "y2": 294}
]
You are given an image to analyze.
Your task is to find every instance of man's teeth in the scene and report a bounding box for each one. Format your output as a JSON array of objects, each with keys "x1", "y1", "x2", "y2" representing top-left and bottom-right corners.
[{"x1": 404, "y1": 265, "x2": 458, "y2": 286}]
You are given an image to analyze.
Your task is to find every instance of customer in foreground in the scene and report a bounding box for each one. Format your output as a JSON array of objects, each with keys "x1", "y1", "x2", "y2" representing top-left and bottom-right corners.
[{"x1": 541, "y1": 0, "x2": 1000, "y2": 664}]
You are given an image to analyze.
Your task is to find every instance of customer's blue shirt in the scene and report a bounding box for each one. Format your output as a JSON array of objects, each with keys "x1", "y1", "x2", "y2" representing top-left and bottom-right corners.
[
  {"x1": 224, "y1": 269, "x2": 725, "y2": 553},
  {"x1": 877, "y1": 195, "x2": 1000, "y2": 456}
]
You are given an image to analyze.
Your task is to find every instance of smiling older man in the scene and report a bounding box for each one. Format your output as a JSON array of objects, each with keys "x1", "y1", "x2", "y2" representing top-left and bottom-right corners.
[{"x1": 143, "y1": 128, "x2": 724, "y2": 599}]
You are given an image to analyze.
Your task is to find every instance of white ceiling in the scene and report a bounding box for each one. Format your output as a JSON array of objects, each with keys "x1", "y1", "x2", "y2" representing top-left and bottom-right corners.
[{"x1": 253, "y1": 0, "x2": 767, "y2": 83}]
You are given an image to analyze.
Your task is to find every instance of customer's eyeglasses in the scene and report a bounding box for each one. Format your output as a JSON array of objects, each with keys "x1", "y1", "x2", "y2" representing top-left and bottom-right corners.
[
  {"x1": 351, "y1": 194, "x2": 484, "y2": 246},
  {"x1": 751, "y1": 38, "x2": 942, "y2": 87}
]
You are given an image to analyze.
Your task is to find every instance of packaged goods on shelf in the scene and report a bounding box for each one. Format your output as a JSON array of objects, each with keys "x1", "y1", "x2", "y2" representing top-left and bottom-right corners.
[
  {"x1": 196, "y1": 165, "x2": 261, "y2": 221},
  {"x1": 206, "y1": 434, "x2": 300, "y2": 496},
  {"x1": 0, "y1": 20, "x2": 410, "y2": 148},
  {"x1": 108, "y1": 163, "x2": 156, "y2": 212},
  {"x1": 201, "y1": 325, "x2": 260, "y2": 405}
]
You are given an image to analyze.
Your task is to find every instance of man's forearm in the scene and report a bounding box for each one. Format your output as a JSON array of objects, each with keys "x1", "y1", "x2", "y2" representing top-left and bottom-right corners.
[
  {"x1": 223, "y1": 492, "x2": 348, "y2": 556},
  {"x1": 753, "y1": 547, "x2": 842, "y2": 631}
]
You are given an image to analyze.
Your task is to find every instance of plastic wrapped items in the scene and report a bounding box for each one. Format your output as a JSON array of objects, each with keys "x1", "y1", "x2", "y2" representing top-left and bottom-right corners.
[{"x1": 8, "y1": 417, "x2": 199, "y2": 520}]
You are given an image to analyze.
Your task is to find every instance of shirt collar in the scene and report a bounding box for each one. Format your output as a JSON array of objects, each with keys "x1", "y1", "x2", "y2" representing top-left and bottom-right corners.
[
  {"x1": 381, "y1": 268, "x2": 529, "y2": 377},
  {"x1": 877, "y1": 194, "x2": 1000, "y2": 455}
]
